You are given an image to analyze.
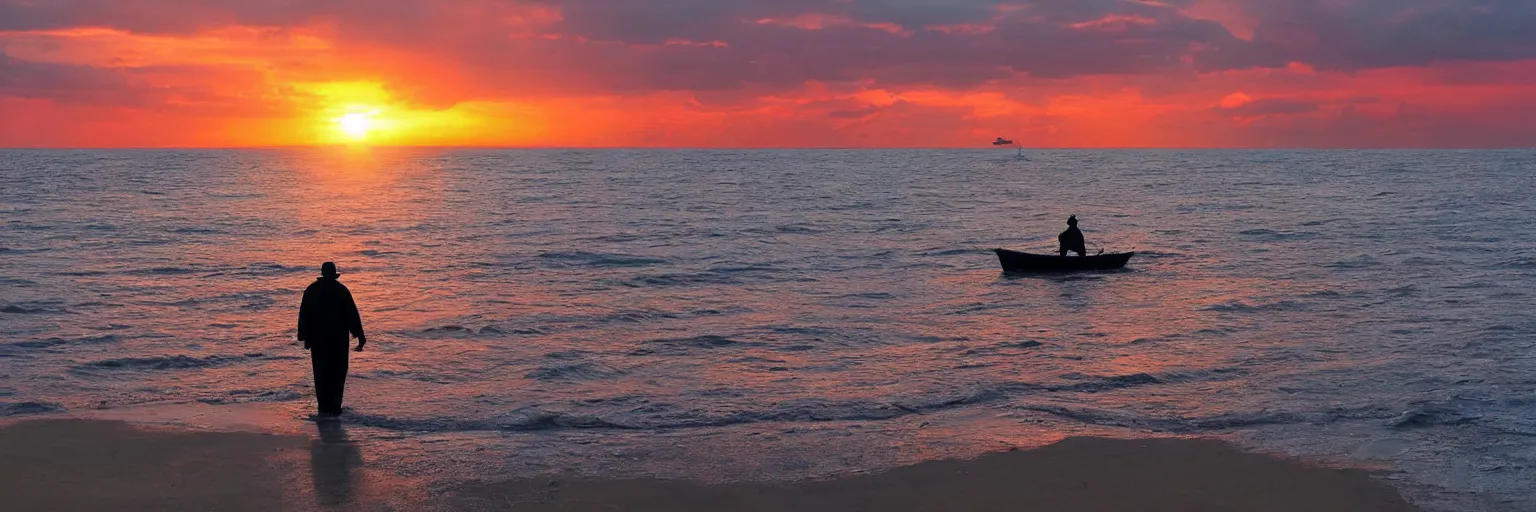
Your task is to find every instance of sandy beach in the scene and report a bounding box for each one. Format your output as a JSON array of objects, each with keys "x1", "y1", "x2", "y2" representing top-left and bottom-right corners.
[{"x1": 0, "y1": 418, "x2": 1419, "y2": 512}]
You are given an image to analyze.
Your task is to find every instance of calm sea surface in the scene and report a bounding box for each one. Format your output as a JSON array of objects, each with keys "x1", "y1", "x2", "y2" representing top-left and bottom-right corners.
[{"x1": 2, "y1": 149, "x2": 1533, "y2": 510}]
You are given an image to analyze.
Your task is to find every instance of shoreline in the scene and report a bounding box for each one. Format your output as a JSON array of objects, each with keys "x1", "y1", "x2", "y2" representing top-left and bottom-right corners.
[{"x1": 0, "y1": 417, "x2": 1421, "y2": 512}]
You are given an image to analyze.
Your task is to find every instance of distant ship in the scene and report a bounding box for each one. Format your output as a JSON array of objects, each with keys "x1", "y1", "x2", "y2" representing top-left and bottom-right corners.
[{"x1": 993, "y1": 137, "x2": 1026, "y2": 159}]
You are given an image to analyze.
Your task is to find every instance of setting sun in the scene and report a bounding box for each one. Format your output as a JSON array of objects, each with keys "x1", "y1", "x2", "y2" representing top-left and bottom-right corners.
[{"x1": 335, "y1": 110, "x2": 379, "y2": 140}]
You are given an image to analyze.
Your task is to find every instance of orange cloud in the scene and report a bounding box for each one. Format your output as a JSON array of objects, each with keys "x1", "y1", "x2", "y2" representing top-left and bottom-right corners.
[
  {"x1": 755, "y1": 14, "x2": 911, "y2": 36},
  {"x1": 1069, "y1": 14, "x2": 1160, "y2": 31}
]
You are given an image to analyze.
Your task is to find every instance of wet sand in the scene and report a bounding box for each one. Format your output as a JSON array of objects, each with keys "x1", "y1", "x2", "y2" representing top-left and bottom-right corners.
[
  {"x1": 0, "y1": 419, "x2": 304, "y2": 512},
  {"x1": 0, "y1": 419, "x2": 1420, "y2": 512}
]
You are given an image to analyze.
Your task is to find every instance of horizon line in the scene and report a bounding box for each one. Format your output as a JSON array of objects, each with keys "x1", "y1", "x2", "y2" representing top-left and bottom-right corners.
[{"x1": 2, "y1": 145, "x2": 1533, "y2": 151}]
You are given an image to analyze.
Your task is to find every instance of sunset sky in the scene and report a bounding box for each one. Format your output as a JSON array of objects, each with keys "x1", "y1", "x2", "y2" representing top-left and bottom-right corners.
[{"x1": 2, "y1": 0, "x2": 1534, "y2": 148}]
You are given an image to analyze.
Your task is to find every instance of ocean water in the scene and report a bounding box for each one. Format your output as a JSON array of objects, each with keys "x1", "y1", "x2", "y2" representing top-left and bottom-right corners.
[{"x1": 1, "y1": 148, "x2": 1533, "y2": 510}]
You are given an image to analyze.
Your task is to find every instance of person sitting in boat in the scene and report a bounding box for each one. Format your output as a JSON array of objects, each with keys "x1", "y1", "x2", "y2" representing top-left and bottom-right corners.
[{"x1": 1058, "y1": 215, "x2": 1087, "y2": 257}]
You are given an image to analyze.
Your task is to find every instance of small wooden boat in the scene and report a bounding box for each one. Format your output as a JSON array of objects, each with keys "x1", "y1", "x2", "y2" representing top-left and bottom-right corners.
[{"x1": 994, "y1": 248, "x2": 1134, "y2": 272}]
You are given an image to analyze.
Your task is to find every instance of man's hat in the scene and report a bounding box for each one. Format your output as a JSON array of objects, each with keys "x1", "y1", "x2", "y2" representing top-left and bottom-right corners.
[
  {"x1": 1067, "y1": 215, "x2": 1078, "y2": 225},
  {"x1": 320, "y1": 262, "x2": 340, "y2": 277}
]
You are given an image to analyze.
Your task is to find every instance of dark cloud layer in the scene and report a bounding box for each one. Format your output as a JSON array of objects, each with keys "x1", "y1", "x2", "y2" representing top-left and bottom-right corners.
[
  {"x1": 1228, "y1": 0, "x2": 1536, "y2": 71},
  {"x1": 3, "y1": 0, "x2": 1535, "y2": 96},
  {"x1": 0, "y1": 53, "x2": 144, "y2": 105}
]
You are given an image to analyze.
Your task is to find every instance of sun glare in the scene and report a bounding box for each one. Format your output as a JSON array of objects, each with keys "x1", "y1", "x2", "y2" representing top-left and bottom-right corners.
[{"x1": 335, "y1": 110, "x2": 379, "y2": 140}]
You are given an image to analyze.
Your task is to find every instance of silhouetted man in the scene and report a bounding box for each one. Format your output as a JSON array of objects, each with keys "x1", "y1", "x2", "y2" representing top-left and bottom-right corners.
[
  {"x1": 1058, "y1": 215, "x2": 1087, "y2": 257},
  {"x1": 298, "y1": 262, "x2": 365, "y2": 416}
]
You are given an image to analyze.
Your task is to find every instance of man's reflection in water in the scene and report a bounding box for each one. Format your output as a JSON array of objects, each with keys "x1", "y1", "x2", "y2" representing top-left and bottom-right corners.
[{"x1": 311, "y1": 419, "x2": 363, "y2": 508}]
